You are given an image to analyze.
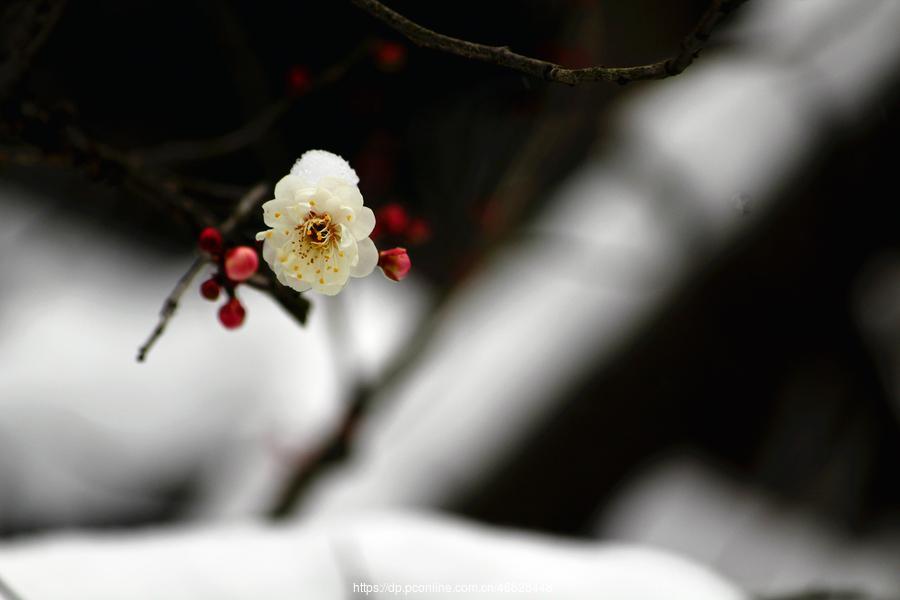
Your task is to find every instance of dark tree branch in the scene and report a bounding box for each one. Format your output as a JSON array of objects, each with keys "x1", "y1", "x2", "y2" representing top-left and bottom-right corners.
[
  {"x1": 137, "y1": 182, "x2": 269, "y2": 362},
  {"x1": 219, "y1": 181, "x2": 269, "y2": 233},
  {"x1": 137, "y1": 255, "x2": 209, "y2": 362},
  {"x1": 128, "y1": 98, "x2": 291, "y2": 166},
  {"x1": 0, "y1": 0, "x2": 68, "y2": 101},
  {"x1": 127, "y1": 36, "x2": 373, "y2": 167},
  {"x1": 10, "y1": 101, "x2": 219, "y2": 229},
  {"x1": 350, "y1": 0, "x2": 750, "y2": 84}
]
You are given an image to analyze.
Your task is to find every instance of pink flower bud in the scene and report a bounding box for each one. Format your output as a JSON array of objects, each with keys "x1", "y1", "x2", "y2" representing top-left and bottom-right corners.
[
  {"x1": 224, "y1": 246, "x2": 259, "y2": 282},
  {"x1": 218, "y1": 298, "x2": 245, "y2": 329},
  {"x1": 377, "y1": 247, "x2": 411, "y2": 282},
  {"x1": 198, "y1": 228, "x2": 223, "y2": 255},
  {"x1": 200, "y1": 278, "x2": 220, "y2": 301}
]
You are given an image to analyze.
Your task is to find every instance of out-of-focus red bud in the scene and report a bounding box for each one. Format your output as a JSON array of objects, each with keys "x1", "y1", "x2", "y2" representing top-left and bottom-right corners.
[
  {"x1": 286, "y1": 65, "x2": 312, "y2": 97},
  {"x1": 405, "y1": 218, "x2": 432, "y2": 245},
  {"x1": 373, "y1": 40, "x2": 408, "y2": 73},
  {"x1": 378, "y1": 203, "x2": 410, "y2": 236},
  {"x1": 224, "y1": 246, "x2": 259, "y2": 282},
  {"x1": 200, "y1": 278, "x2": 221, "y2": 301},
  {"x1": 198, "y1": 228, "x2": 223, "y2": 255},
  {"x1": 218, "y1": 298, "x2": 246, "y2": 329},
  {"x1": 377, "y1": 247, "x2": 411, "y2": 282}
]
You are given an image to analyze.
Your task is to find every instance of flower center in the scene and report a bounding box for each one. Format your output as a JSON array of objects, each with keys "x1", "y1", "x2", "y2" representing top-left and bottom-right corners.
[{"x1": 301, "y1": 214, "x2": 336, "y2": 247}]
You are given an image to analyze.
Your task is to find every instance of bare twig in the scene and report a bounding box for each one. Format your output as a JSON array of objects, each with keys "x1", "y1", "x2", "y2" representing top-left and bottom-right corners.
[
  {"x1": 178, "y1": 176, "x2": 256, "y2": 201},
  {"x1": 219, "y1": 181, "x2": 269, "y2": 233},
  {"x1": 127, "y1": 37, "x2": 372, "y2": 167},
  {"x1": 128, "y1": 98, "x2": 290, "y2": 166},
  {"x1": 15, "y1": 101, "x2": 219, "y2": 230},
  {"x1": 136, "y1": 255, "x2": 209, "y2": 362},
  {"x1": 0, "y1": 0, "x2": 69, "y2": 101},
  {"x1": 136, "y1": 182, "x2": 269, "y2": 362},
  {"x1": 350, "y1": 0, "x2": 750, "y2": 84}
]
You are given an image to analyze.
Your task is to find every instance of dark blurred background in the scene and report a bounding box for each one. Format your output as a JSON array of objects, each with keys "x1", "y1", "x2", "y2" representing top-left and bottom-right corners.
[{"x1": 3, "y1": 0, "x2": 900, "y2": 548}]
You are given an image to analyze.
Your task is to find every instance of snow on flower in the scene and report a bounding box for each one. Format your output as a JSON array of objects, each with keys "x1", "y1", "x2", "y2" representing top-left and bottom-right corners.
[{"x1": 256, "y1": 150, "x2": 378, "y2": 296}]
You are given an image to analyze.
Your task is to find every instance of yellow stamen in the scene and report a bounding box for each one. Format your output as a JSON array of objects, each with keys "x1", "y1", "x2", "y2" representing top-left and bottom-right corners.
[
  {"x1": 275, "y1": 212, "x2": 281, "y2": 217},
  {"x1": 319, "y1": 278, "x2": 324, "y2": 284}
]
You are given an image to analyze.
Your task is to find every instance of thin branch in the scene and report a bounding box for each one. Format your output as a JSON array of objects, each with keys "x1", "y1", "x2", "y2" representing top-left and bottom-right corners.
[
  {"x1": 350, "y1": 0, "x2": 750, "y2": 84},
  {"x1": 219, "y1": 181, "x2": 269, "y2": 233},
  {"x1": 15, "y1": 101, "x2": 219, "y2": 230},
  {"x1": 178, "y1": 176, "x2": 255, "y2": 201},
  {"x1": 128, "y1": 98, "x2": 290, "y2": 166},
  {"x1": 137, "y1": 255, "x2": 209, "y2": 362},
  {"x1": 0, "y1": 0, "x2": 69, "y2": 101},
  {"x1": 136, "y1": 182, "x2": 269, "y2": 362},
  {"x1": 127, "y1": 37, "x2": 373, "y2": 167}
]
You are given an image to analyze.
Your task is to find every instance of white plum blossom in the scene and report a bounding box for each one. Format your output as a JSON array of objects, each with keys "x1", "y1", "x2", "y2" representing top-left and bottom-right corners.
[{"x1": 256, "y1": 151, "x2": 378, "y2": 295}]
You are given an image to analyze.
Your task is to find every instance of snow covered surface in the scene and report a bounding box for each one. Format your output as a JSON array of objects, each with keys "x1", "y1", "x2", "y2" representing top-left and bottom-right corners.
[
  {"x1": 0, "y1": 511, "x2": 746, "y2": 600},
  {"x1": 598, "y1": 455, "x2": 900, "y2": 597}
]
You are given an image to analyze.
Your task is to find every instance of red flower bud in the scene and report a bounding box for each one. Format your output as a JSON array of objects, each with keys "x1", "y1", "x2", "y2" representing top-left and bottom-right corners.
[
  {"x1": 373, "y1": 40, "x2": 408, "y2": 73},
  {"x1": 224, "y1": 246, "x2": 259, "y2": 282},
  {"x1": 200, "y1": 278, "x2": 220, "y2": 301},
  {"x1": 377, "y1": 247, "x2": 411, "y2": 282},
  {"x1": 286, "y1": 65, "x2": 312, "y2": 97},
  {"x1": 218, "y1": 298, "x2": 246, "y2": 329},
  {"x1": 405, "y1": 218, "x2": 432, "y2": 245},
  {"x1": 198, "y1": 228, "x2": 223, "y2": 255},
  {"x1": 377, "y1": 203, "x2": 410, "y2": 236}
]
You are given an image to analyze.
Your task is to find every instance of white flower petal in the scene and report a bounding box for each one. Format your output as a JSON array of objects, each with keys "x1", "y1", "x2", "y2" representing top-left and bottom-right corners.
[
  {"x1": 334, "y1": 181, "x2": 364, "y2": 206},
  {"x1": 286, "y1": 276, "x2": 312, "y2": 293},
  {"x1": 316, "y1": 177, "x2": 363, "y2": 212},
  {"x1": 290, "y1": 150, "x2": 359, "y2": 187},
  {"x1": 260, "y1": 230, "x2": 286, "y2": 265},
  {"x1": 351, "y1": 236, "x2": 378, "y2": 277},
  {"x1": 336, "y1": 230, "x2": 358, "y2": 266},
  {"x1": 274, "y1": 266, "x2": 290, "y2": 287},
  {"x1": 348, "y1": 206, "x2": 375, "y2": 240},
  {"x1": 261, "y1": 198, "x2": 297, "y2": 228},
  {"x1": 259, "y1": 152, "x2": 380, "y2": 296},
  {"x1": 274, "y1": 175, "x2": 311, "y2": 203},
  {"x1": 316, "y1": 281, "x2": 347, "y2": 296}
]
